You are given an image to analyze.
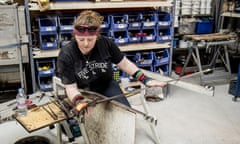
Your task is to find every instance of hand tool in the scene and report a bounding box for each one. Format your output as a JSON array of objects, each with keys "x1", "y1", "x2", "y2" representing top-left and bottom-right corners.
[
  {"x1": 142, "y1": 68, "x2": 215, "y2": 96},
  {"x1": 74, "y1": 87, "x2": 158, "y2": 125},
  {"x1": 165, "y1": 68, "x2": 212, "y2": 83},
  {"x1": 47, "y1": 103, "x2": 58, "y2": 119},
  {"x1": 42, "y1": 105, "x2": 57, "y2": 120}
]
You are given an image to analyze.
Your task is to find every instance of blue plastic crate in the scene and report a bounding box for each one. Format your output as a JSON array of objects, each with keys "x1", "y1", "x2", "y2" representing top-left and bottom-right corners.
[
  {"x1": 135, "y1": 51, "x2": 154, "y2": 67},
  {"x1": 110, "y1": 14, "x2": 128, "y2": 30},
  {"x1": 59, "y1": 33, "x2": 72, "y2": 48},
  {"x1": 58, "y1": 16, "x2": 75, "y2": 32},
  {"x1": 141, "y1": 12, "x2": 157, "y2": 29},
  {"x1": 128, "y1": 13, "x2": 142, "y2": 30},
  {"x1": 38, "y1": 76, "x2": 53, "y2": 91},
  {"x1": 36, "y1": 59, "x2": 55, "y2": 77},
  {"x1": 156, "y1": 27, "x2": 172, "y2": 42},
  {"x1": 153, "y1": 65, "x2": 169, "y2": 76},
  {"x1": 128, "y1": 29, "x2": 141, "y2": 43},
  {"x1": 100, "y1": 14, "x2": 111, "y2": 29},
  {"x1": 157, "y1": 12, "x2": 172, "y2": 28},
  {"x1": 141, "y1": 28, "x2": 156, "y2": 42},
  {"x1": 37, "y1": 16, "x2": 58, "y2": 34},
  {"x1": 153, "y1": 49, "x2": 169, "y2": 66},
  {"x1": 110, "y1": 30, "x2": 129, "y2": 45},
  {"x1": 39, "y1": 33, "x2": 58, "y2": 50},
  {"x1": 195, "y1": 20, "x2": 213, "y2": 34}
]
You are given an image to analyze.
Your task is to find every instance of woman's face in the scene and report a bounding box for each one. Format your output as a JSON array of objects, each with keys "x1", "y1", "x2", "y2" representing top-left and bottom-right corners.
[{"x1": 75, "y1": 35, "x2": 97, "y2": 55}]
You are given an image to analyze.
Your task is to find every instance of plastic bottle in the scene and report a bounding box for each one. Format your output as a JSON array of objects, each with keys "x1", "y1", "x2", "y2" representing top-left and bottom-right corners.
[{"x1": 16, "y1": 88, "x2": 27, "y2": 116}]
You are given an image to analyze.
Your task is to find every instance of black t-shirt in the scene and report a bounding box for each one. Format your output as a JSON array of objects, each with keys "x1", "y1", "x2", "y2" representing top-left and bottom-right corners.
[{"x1": 57, "y1": 35, "x2": 124, "y2": 91}]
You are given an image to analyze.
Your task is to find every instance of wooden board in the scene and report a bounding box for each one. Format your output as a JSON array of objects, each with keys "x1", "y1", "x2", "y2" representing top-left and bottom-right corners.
[
  {"x1": 15, "y1": 101, "x2": 67, "y2": 132},
  {"x1": 184, "y1": 33, "x2": 236, "y2": 41}
]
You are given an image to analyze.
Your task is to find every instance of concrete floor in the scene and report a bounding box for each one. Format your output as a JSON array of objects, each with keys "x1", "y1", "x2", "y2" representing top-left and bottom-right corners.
[{"x1": 0, "y1": 75, "x2": 240, "y2": 144}]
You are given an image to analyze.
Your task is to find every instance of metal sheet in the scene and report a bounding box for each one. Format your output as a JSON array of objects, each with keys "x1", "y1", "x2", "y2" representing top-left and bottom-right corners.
[{"x1": 82, "y1": 92, "x2": 136, "y2": 144}]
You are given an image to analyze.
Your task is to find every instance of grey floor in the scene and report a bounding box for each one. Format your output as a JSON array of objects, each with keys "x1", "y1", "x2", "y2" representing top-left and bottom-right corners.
[{"x1": 0, "y1": 73, "x2": 240, "y2": 144}]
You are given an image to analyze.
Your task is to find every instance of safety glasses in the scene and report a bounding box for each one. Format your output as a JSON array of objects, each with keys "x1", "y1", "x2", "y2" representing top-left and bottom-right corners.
[{"x1": 75, "y1": 25, "x2": 98, "y2": 33}]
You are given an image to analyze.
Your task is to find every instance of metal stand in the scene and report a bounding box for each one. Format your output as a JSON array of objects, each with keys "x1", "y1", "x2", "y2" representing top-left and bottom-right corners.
[
  {"x1": 140, "y1": 86, "x2": 161, "y2": 144},
  {"x1": 53, "y1": 76, "x2": 90, "y2": 144},
  {"x1": 181, "y1": 33, "x2": 236, "y2": 83}
]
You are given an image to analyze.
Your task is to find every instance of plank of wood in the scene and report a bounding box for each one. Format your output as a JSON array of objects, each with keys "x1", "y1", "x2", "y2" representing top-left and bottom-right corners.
[
  {"x1": 15, "y1": 101, "x2": 67, "y2": 132},
  {"x1": 184, "y1": 33, "x2": 236, "y2": 41}
]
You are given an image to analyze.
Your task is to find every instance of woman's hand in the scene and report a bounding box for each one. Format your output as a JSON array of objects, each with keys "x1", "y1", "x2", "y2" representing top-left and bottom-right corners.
[{"x1": 145, "y1": 79, "x2": 167, "y2": 88}]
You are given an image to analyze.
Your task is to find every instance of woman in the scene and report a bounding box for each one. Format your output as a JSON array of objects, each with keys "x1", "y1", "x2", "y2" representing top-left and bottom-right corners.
[{"x1": 57, "y1": 10, "x2": 166, "y2": 111}]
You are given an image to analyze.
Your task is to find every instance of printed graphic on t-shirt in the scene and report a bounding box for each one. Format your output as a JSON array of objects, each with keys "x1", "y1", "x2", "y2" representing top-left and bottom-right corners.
[{"x1": 77, "y1": 60, "x2": 109, "y2": 81}]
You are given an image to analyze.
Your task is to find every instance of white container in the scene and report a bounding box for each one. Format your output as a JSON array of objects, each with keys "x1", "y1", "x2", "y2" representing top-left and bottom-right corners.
[{"x1": 179, "y1": 40, "x2": 188, "y2": 48}]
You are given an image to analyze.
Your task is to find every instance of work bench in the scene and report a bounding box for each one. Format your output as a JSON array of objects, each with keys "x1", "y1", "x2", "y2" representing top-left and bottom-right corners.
[{"x1": 180, "y1": 33, "x2": 237, "y2": 83}]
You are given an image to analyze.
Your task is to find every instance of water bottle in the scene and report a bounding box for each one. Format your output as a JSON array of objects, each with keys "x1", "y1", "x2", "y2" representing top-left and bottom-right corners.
[{"x1": 16, "y1": 88, "x2": 27, "y2": 116}]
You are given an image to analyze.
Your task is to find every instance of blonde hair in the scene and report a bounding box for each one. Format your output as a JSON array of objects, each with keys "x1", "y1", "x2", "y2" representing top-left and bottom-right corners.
[{"x1": 74, "y1": 10, "x2": 104, "y2": 27}]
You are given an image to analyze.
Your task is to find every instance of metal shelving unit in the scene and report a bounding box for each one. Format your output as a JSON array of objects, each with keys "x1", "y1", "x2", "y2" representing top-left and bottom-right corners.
[{"x1": 25, "y1": 0, "x2": 175, "y2": 92}]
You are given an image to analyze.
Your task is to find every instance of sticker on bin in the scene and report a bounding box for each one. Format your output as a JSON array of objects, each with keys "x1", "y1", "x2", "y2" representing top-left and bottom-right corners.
[
  {"x1": 118, "y1": 24, "x2": 126, "y2": 29},
  {"x1": 143, "y1": 22, "x2": 155, "y2": 27},
  {"x1": 46, "y1": 27, "x2": 54, "y2": 31},
  {"x1": 43, "y1": 70, "x2": 52, "y2": 74},
  {"x1": 47, "y1": 43, "x2": 54, "y2": 47},
  {"x1": 132, "y1": 23, "x2": 140, "y2": 27},
  {"x1": 159, "y1": 22, "x2": 169, "y2": 26},
  {"x1": 132, "y1": 37, "x2": 138, "y2": 41},
  {"x1": 63, "y1": 26, "x2": 73, "y2": 30},
  {"x1": 162, "y1": 36, "x2": 170, "y2": 40},
  {"x1": 146, "y1": 36, "x2": 154, "y2": 40},
  {"x1": 118, "y1": 39, "x2": 125, "y2": 43}
]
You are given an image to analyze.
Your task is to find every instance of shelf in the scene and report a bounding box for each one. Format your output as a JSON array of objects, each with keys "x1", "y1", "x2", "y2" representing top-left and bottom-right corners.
[
  {"x1": 222, "y1": 12, "x2": 240, "y2": 18},
  {"x1": 33, "y1": 42, "x2": 171, "y2": 58},
  {"x1": 29, "y1": 1, "x2": 173, "y2": 11}
]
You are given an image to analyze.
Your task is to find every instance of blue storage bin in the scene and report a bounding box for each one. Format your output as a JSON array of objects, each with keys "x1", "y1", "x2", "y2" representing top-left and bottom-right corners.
[
  {"x1": 110, "y1": 14, "x2": 128, "y2": 30},
  {"x1": 157, "y1": 12, "x2": 172, "y2": 28},
  {"x1": 124, "y1": 52, "x2": 140, "y2": 63},
  {"x1": 38, "y1": 76, "x2": 53, "y2": 91},
  {"x1": 141, "y1": 12, "x2": 157, "y2": 29},
  {"x1": 128, "y1": 29, "x2": 141, "y2": 43},
  {"x1": 36, "y1": 59, "x2": 55, "y2": 77},
  {"x1": 128, "y1": 13, "x2": 142, "y2": 30},
  {"x1": 38, "y1": 16, "x2": 58, "y2": 34},
  {"x1": 100, "y1": 14, "x2": 111, "y2": 29},
  {"x1": 58, "y1": 16, "x2": 75, "y2": 32},
  {"x1": 195, "y1": 20, "x2": 213, "y2": 34},
  {"x1": 110, "y1": 30, "x2": 129, "y2": 45},
  {"x1": 39, "y1": 33, "x2": 58, "y2": 50},
  {"x1": 59, "y1": 32, "x2": 72, "y2": 48},
  {"x1": 153, "y1": 49, "x2": 169, "y2": 66},
  {"x1": 153, "y1": 65, "x2": 169, "y2": 76},
  {"x1": 136, "y1": 51, "x2": 154, "y2": 67},
  {"x1": 156, "y1": 27, "x2": 171, "y2": 42},
  {"x1": 141, "y1": 28, "x2": 156, "y2": 42}
]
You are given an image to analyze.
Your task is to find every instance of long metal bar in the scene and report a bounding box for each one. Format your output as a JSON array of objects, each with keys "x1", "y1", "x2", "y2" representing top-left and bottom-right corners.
[{"x1": 141, "y1": 69, "x2": 214, "y2": 96}]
